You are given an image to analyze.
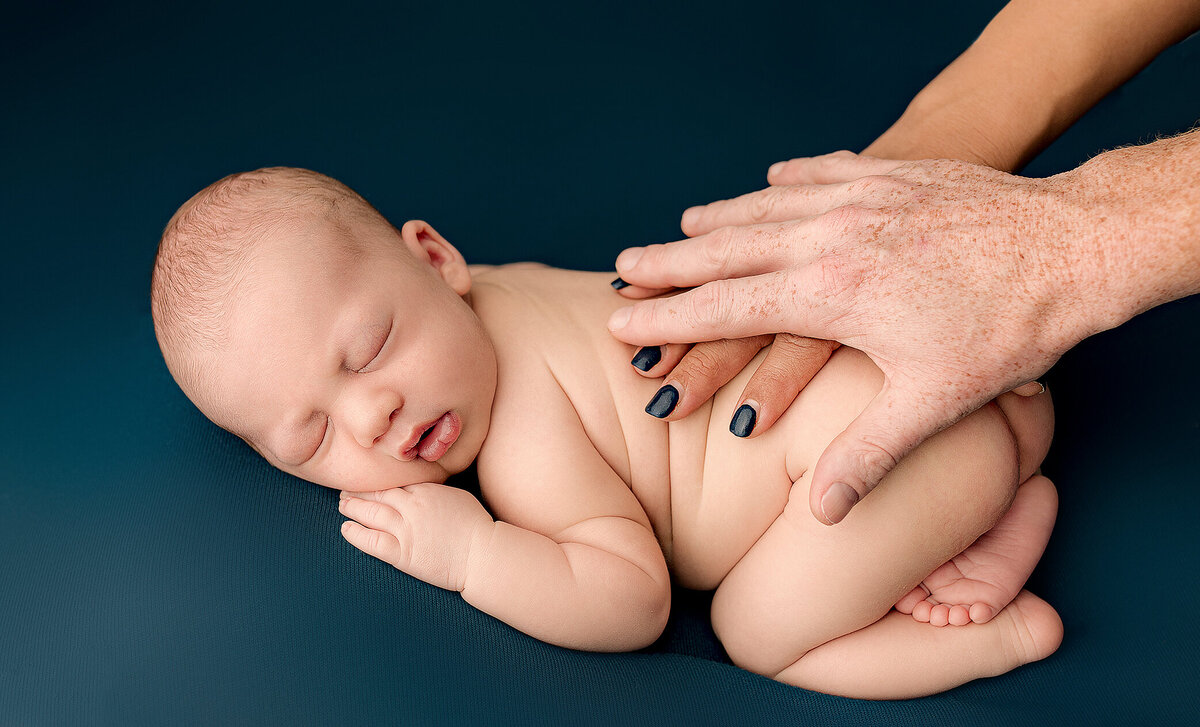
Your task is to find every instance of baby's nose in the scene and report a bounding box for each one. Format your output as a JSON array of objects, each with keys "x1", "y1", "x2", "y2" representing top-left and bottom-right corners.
[{"x1": 372, "y1": 407, "x2": 402, "y2": 446}]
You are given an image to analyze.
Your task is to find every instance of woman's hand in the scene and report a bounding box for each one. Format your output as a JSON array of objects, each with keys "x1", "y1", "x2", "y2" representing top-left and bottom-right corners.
[{"x1": 608, "y1": 150, "x2": 1116, "y2": 526}]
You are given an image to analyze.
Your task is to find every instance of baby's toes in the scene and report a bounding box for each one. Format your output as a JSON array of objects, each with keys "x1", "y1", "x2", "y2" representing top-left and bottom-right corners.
[
  {"x1": 948, "y1": 604, "x2": 972, "y2": 626},
  {"x1": 928, "y1": 603, "x2": 952, "y2": 627},
  {"x1": 912, "y1": 600, "x2": 934, "y2": 623},
  {"x1": 969, "y1": 602, "x2": 996, "y2": 624},
  {"x1": 894, "y1": 586, "x2": 928, "y2": 615}
]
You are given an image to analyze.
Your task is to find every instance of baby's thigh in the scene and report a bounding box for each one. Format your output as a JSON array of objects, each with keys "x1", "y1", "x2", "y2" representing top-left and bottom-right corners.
[{"x1": 710, "y1": 402, "x2": 1019, "y2": 677}]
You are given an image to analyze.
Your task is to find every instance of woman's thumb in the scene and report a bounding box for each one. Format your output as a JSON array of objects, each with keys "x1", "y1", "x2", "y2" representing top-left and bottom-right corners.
[{"x1": 808, "y1": 382, "x2": 958, "y2": 525}]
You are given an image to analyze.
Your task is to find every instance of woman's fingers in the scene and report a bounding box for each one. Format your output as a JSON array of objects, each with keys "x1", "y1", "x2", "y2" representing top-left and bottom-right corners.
[
  {"x1": 641, "y1": 337, "x2": 773, "y2": 422},
  {"x1": 729, "y1": 335, "x2": 840, "y2": 438},
  {"x1": 1010, "y1": 381, "x2": 1047, "y2": 397},
  {"x1": 628, "y1": 343, "x2": 693, "y2": 377},
  {"x1": 610, "y1": 277, "x2": 675, "y2": 299}
]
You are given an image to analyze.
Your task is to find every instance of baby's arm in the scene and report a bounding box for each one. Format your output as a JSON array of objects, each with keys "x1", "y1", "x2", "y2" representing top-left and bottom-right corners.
[
  {"x1": 463, "y1": 375, "x2": 671, "y2": 651},
  {"x1": 339, "y1": 367, "x2": 670, "y2": 652}
]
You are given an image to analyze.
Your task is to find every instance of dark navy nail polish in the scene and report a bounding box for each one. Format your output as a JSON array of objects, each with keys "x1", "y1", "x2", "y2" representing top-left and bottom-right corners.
[
  {"x1": 645, "y1": 385, "x2": 679, "y2": 418},
  {"x1": 610, "y1": 277, "x2": 630, "y2": 290},
  {"x1": 729, "y1": 404, "x2": 757, "y2": 438},
  {"x1": 631, "y1": 346, "x2": 662, "y2": 372}
]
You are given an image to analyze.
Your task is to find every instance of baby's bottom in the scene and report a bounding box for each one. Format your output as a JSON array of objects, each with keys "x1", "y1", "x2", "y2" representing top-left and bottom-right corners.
[{"x1": 709, "y1": 398, "x2": 1062, "y2": 699}]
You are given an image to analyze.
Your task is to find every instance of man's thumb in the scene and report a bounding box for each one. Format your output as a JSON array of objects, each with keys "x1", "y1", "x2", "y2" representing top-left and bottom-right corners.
[{"x1": 808, "y1": 382, "x2": 948, "y2": 525}]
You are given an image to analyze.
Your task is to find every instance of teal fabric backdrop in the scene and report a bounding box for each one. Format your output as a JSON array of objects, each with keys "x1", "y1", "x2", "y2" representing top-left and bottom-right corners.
[{"x1": 2, "y1": 1, "x2": 1198, "y2": 725}]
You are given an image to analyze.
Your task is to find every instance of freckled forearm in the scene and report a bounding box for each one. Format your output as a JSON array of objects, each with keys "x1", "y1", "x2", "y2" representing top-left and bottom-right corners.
[
  {"x1": 1050, "y1": 128, "x2": 1200, "y2": 342},
  {"x1": 461, "y1": 520, "x2": 671, "y2": 652}
]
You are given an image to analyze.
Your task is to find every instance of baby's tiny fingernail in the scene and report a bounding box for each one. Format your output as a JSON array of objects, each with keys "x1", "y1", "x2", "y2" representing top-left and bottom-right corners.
[
  {"x1": 729, "y1": 402, "x2": 757, "y2": 438},
  {"x1": 681, "y1": 207, "x2": 702, "y2": 230},
  {"x1": 610, "y1": 277, "x2": 630, "y2": 290},
  {"x1": 631, "y1": 346, "x2": 661, "y2": 372},
  {"x1": 645, "y1": 384, "x2": 679, "y2": 418},
  {"x1": 768, "y1": 161, "x2": 786, "y2": 179}
]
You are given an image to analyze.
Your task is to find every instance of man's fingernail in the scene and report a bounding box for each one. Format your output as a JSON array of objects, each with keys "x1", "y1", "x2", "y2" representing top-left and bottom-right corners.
[
  {"x1": 820, "y1": 483, "x2": 859, "y2": 525},
  {"x1": 645, "y1": 384, "x2": 679, "y2": 418},
  {"x1": 729, "y1": 402, "x2": 757, "y2": 438},
  {"x1": 681, "y1": 207, "x2": 702, "y2": 230},
  {"x1": 615, "y1": 247, "x2": 645, "y2": 272},
  {"x1": 631, "y1": 346, "x2": 661, "y2": 371},
  {"x1": 607, "y1": 307, "x2": 632, "y2": 331},
  {"x1": 610, "y1": 277, "x2": 630, "y2": 290},
  {"x1": 768, "y1": 161, "x2": 786, "y2": 179}
]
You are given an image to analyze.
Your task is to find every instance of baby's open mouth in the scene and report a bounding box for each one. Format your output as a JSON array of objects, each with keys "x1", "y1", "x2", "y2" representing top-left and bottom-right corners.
[{"x1": 403, "y1": 411, "x2": 462, "y2": 462}]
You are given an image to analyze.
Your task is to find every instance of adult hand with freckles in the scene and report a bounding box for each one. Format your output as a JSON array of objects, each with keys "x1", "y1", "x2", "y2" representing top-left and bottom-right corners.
[
  {"x1": 610, "y1": 132, "x2": 1200, "y2": 525},
  {"x1": 609, "y1": 0, "x2": 1200, "y2": 524}
]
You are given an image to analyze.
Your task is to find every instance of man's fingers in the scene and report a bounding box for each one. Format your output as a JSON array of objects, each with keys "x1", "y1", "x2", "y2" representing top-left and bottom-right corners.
[
  {"x1": 615, "y1": 218, "x2": 823, "y2": 291},
  {"x1": 808, "y1": 383, "x2": 959, "y2": 525},
  {"x1": 642, "y1": 337, "x2": 773, "y2": 422},
  {"x1": 680, "y1": 185, "x2": 840, "y2": 237},
  {"x1": 607, "y1": 268, "x2": 830, "y2": 346},
  {"x1": 766, "y1": 150, "x2": 906, "y2": 186},
  {"x1": 729, "y1": 334, "x2": 839, "y2": 438}
]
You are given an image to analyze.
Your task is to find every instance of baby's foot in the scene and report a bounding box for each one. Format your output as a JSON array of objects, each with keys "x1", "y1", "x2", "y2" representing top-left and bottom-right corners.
[{"x1": 895, "y1": 475, "x2": 1058, "y2": 626}]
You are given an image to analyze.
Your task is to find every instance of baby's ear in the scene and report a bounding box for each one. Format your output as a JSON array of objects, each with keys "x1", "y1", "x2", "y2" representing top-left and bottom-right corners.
[{"x1": 399, "y1": 220, "x2": 471, "y2": 295}]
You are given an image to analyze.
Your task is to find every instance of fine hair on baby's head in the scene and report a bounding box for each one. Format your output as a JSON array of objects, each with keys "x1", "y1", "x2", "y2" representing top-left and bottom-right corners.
[{"x1": 150, "y1": 166, "x2": 395, "y2": 420}]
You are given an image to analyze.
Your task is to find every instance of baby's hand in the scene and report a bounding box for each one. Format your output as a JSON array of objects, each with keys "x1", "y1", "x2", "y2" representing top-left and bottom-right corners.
[{"x1": 338, "y1": 485, "x2": 494, "y2": 592}]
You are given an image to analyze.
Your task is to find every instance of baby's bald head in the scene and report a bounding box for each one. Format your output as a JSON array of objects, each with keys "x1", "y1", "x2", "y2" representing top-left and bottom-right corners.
[{"x1": 150, "y1": 167, "x2": 398, "y2": 417}]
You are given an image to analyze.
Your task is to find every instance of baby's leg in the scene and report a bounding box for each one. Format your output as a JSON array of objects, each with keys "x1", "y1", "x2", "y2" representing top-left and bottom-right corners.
[
  {"x1": 896, "y1": 387, "x2": 1057, "y2": 625},
  {"x1": 895, "y1": 474, "x2": 1058, "y2": 626},
  {"x1": 710, "y1": 402, "x2": 1060, "y2": 698},
  {"x1": 778, "y1": 591, "x2": 1062, "y2": 699}
]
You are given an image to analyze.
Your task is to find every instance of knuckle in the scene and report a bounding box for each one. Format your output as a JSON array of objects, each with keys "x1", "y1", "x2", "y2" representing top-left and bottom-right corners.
[
  {"x1": 850, "y1": 435, "x2": 902, "y2": 488},
  {"x1": 812, "y1": 254, "x2": 865, "y2": 304},
  {"x1": 687, "y1": 283, "x2": 730, "y2": 326},
  {"x1": 679, "y1": 345, "x2": 726, "y2": 386},
  {"x1": 748, "y1": 189, "x2": 777, "y2": 222},
  {"x1": 701, "y1": 227, "x2": 735, "y2": 274},
  {"x1": 820, "y1": 203, "x2": 868, "y2": 232}
]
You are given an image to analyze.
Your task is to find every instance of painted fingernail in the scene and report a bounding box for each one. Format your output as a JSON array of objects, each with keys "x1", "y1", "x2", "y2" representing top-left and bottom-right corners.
[
  {"x1": 820, "y1": 483, "x2": 860, "y2": 525},
  {"x1": 610, "y1": 277, "x2": 630, "y2": 290},
  {"x1": 645, "y1": 384, "x2": 679, "y2": 418},
  {"x1": 631, "y1": 346, "x2": 661, "y2": 371},
  {"x1": 615, "y1": 247, "x2": 644, "y2": 272},
  {"x1": 729, "y1": 403, "x2": 757, "y2": 438}
]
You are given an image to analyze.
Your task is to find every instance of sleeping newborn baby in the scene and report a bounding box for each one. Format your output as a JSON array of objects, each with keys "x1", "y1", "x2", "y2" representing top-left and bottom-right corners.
[{"x1": 150, "y1": 167, "x2": 1062, "y2": 699}]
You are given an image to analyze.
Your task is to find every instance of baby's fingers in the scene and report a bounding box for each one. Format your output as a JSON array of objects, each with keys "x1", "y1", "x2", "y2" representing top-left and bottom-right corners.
[
  {"x1": 340, "y1": 520, "x2": 404, "y2": 566},
  {"x1": 339, "y1": 496, "x2": 406, "y2": 565}
]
